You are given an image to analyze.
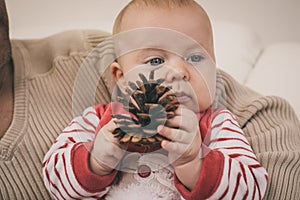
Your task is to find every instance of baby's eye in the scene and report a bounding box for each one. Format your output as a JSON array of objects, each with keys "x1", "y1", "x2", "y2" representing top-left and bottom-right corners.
[
  {"x1": 187, "y1": 55, "x2": 204, "y2": 63},
  {"x1": 147, "y1": 57, "x2": 165, "y2": 66}
]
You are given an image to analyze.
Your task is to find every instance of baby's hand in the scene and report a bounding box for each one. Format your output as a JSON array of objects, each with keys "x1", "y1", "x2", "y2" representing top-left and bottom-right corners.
[
  {"x1": 158, "y1": 105, "x2": 202, "y2": 189},
  {"x1": 90, "y1": 120, "x2": 127, "y2": 176},
  {"x1": 158, "y1": 105, "x2": 202, "y2": 166}
]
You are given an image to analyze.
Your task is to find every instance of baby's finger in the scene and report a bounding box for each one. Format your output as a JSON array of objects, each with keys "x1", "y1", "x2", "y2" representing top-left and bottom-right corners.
[
  {"x1": 112, "y1": 144, "x2": 126, "y2": 160},
  {"x1": 158, "y1": 125, "x2": 189, "y2": 144},
  {"x1": 92, "y1": 138, "x2": 126, "y2": 164},
  {"x1": 101, "y1": 120, "x2": 121, "y2": 143},
  {"x1": 168, "y1": 107, "x2": 198, "y2": 131},
  {"x1": 161, "y1": 140, "x2": 189, "y2": 155},
  {"x1": 165, "y1": 115, "x2": 183, "y2": 129},
  {"x1": 104, "y1": 119, "x2": 119, "y2": 133}
]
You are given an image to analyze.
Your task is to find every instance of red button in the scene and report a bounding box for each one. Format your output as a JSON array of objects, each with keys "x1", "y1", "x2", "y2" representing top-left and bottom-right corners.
[{"x1": 137, "y1": 165, "x2": 151, "y2": 178}]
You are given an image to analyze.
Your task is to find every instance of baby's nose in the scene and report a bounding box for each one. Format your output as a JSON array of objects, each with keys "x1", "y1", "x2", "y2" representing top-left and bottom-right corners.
[{"x1": 165, "y1": 59, "x2": 190, "y2": 83}]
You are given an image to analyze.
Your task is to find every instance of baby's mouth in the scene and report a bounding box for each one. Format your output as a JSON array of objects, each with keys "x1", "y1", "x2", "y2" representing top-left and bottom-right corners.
[{"x1": 174, "y1": 92, "x2": 191, "y2": 104}]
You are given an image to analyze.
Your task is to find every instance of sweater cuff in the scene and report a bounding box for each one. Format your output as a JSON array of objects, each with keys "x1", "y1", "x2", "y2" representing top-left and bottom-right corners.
[
  {"x1": 72, "y1": 142, "x2": 118, "y2": 193},
  {"x1": 174, "y1": 148, "x2": 224, "y2": 200}
]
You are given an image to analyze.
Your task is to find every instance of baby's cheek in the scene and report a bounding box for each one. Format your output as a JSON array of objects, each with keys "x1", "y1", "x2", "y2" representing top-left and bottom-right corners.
[{"x1": 195, "y1": 83, "x2": 214, "y2": 111}]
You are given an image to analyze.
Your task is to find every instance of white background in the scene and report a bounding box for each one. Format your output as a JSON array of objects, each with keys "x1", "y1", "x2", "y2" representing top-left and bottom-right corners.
[{"x1": 5, "y1": 0, "x2": 300, "y2": 45}]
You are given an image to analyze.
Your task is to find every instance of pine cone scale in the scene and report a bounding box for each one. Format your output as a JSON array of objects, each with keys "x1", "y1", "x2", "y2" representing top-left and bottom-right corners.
[{"x1": 112, "y1": 70, "x2": 178, "y2": 146}]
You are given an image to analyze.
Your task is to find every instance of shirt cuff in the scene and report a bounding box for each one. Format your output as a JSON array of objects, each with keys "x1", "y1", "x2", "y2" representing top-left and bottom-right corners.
[
  {"x1": 174, "y1": 148, "x2": 224, "y2": 200},
  {"x1": 71, "y1": 142, "x2": 118, "y2": 193}
]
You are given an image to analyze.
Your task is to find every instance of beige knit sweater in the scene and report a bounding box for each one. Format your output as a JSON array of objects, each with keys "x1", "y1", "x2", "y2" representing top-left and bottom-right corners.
[{"x1": 0, "y1": 30, "x2": 299, "y2": 200}]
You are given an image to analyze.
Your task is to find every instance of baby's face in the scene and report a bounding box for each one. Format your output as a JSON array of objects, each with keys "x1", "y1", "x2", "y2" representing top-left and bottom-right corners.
[{"x1": 111, "y1": 5, "x2": 216, "y2": 112}]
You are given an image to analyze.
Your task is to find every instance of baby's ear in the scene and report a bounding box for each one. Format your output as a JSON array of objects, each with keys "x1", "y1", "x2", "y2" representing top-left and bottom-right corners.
[
  {"x1": 110, "y1": 62, "x2": 123, "y2": 81},
  {"x1": 110, "y1": 62, "x2": 128, "y2": 94}
]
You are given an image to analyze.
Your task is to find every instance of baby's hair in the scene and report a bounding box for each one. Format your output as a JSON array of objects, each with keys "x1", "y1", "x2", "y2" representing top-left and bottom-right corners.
[{"x1": 113, "y1": 0, "x2": 197, "y2": 34}]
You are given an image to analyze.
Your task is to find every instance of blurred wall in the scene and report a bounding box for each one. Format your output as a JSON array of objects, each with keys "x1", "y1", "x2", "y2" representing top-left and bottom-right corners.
[
  {"x1": 200, "y1": 0, "x2": 300, "y2": 45},
  {"x1": 5, "y1": 0, "x2": 300, "y2": 45}
]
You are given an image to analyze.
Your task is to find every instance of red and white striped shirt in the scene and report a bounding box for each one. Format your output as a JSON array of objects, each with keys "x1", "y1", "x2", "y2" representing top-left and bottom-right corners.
[{"x1": 43, "y1": 103, "x2": 268, "y2": 200}]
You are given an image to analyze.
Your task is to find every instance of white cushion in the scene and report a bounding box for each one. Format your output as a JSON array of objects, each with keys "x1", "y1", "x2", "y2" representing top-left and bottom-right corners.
[
  {"x1": 245, "y1": 43, "x2": 300, "y2": 118},
  {"x1": 213, "y1": 21, "x2": 262, "y2": 84}
]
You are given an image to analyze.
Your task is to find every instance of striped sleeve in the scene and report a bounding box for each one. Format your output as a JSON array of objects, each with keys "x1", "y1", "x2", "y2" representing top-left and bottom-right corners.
[
  {"x1": 175, "y1": 109, "x2": 268, "y2": 200},
  {"x1": 42, "y1": 106, "x2": 115, "y2": 200}
]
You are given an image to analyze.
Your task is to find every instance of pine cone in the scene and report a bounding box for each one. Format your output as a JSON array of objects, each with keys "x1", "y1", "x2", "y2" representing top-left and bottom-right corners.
[{"x1": 112, "y1": 70, "x2": 179, "y2": 145}]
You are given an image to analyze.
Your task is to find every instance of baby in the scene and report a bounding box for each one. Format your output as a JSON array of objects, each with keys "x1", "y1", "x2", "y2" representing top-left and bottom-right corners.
[{"x1": 43, "y1": 0, "x2": 268, "y2": 199}]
